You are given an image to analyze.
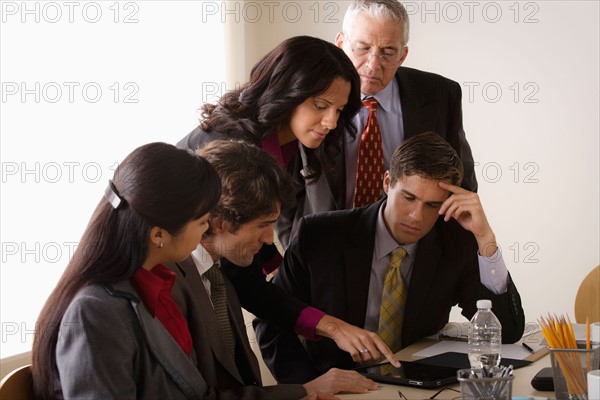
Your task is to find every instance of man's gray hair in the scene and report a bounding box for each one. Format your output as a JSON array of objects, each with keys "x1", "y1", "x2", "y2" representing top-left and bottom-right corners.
[{"x1": 342, "y1": 0, "x2": 410, "y2": 45}]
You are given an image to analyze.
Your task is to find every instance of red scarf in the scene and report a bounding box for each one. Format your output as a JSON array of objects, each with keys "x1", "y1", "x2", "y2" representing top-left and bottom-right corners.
[{"x1": 131, "y1": 264, "x2": 192, "y2": 356}]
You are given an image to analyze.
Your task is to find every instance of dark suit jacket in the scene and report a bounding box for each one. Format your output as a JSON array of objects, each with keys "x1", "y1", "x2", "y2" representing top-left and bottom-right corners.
[
  {"x1": 395, "y1": 66, "x2": 476, "y2": 190},
  {"x1": 177, "y1": 127, "x2": 317, "y2": 328},
  {"x1": 276, "y1": 66, "x2": 478, "y2": 248},
  {"x1": 168, "y1": 257, "x2": 307, "y2": 400},
  {"x1": 254, "y1": 199, "x2": 524, "y2": 384}
]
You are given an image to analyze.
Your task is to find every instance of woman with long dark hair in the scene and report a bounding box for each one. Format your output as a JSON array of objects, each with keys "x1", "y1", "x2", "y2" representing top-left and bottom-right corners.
[
  {"x1": 178, "y1": 35, "x2": 362, "y2": 248},
  {"x1": 176, "y1": 36, "x2": 398, "y2": 381},
  {"x1": 32, "y1": 142, "x2": 221, "y2": 399}
]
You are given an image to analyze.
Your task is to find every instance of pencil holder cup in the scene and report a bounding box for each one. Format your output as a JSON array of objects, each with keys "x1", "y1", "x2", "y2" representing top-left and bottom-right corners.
[
  {"x1": 457, "y1": 368, "x2": 514, "y2": 400},
  {"x1": 588, "y1": 370, "x2": 600, "y2": 400},
  {"x1": 548, "y1": 345, "x2": 600, "y2": 400}
]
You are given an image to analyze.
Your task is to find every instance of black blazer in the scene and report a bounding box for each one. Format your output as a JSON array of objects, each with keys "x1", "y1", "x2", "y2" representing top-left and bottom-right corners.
[
  {"x1": 255, "y1": 199, "x2": 524, "y2": 384},
  {"x1": 276, "y1": 66, "x2": 478, "y2": 248},
  {"x1": 177, "y1": 126, "x2": 319, "y2": 331},
  {"x1": 396, "y1": 66, "x2": 476, "y2": 192}
]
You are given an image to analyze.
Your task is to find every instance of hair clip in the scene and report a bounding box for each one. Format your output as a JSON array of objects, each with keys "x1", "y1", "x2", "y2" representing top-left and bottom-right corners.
[{"x1": 104, "y1": 180, "x2": 123, "y2": 209}]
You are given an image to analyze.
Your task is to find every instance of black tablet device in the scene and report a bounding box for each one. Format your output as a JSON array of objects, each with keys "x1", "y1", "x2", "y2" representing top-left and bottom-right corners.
[{"x1": 356, "y1": 361, "x2": 459, "y2": 388}]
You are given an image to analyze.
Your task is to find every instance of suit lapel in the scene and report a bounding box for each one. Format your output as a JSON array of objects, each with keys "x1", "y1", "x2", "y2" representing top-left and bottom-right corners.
[
  {"x1": 396, "y1": 68, "x2": 434, "y2": 139},
  {"x1": 110, "y1": 280, "x2": 206, "y2": 400},
  {"x1": 343, "y1": 201, "x2": 382, "y2": 328},
  {"x1": 299, "y1": 141, "x2": 346, "y2": 212},
  {"x1": 221, "y1": 275, "x2": 262, "y2": 384},
  {"x1": 171, "y1": 259, "x2": 245, "y2": 385},
  {"x1": 326, "y1": 139, "x2": 347, "y2": 210}
]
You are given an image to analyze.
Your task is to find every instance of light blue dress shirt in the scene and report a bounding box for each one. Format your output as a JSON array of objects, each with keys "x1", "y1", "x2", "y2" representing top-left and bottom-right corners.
[
  {"x1": 363, "y1": 201, "x2": 509, "y2": 333},
  {"x1": 345, "y1": 78, "x2": 404, "y2": 208}
]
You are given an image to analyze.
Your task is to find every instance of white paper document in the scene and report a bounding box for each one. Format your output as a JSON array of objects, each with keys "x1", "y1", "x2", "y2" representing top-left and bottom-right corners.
[{"x1": 413, "y1": 341, "x2": 535, "y2": 360}]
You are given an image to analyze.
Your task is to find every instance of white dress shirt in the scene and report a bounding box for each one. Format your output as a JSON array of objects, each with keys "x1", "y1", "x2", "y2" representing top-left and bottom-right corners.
[{"x1": 190, "y1": 244, "x2": 218, "y2": 301}]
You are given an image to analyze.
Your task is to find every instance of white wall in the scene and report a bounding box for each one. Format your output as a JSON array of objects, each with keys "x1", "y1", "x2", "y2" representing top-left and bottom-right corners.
[
  {"x1": 0, "y1": 1, "x2": 226, "y2": 359},
  {"x1": 223, "y1": 0, "x2": 600, "y2": 325},
  {"x1": 1, "y1": 0, "x2": 598, "y2": 359},
  {"x1": 403, "y1": 0, "x2": 599, "y2": 325}
]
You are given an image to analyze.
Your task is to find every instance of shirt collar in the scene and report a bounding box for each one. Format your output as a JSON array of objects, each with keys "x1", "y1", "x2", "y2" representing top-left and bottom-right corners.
[
  {"x1": 261, "y1": 132, "x2": 285, "y2": 166},
  {"x1": 130, "y1": 264, "x2": 175, "y2": 317},
  {"x1": 190, "y1": 244, "x2": 216, "y2": 276},
  {"x1": 361, "y1": 77, "x2": 398, "y2": 114},
  {"x1": 261, "y1": 132, "x2": 299, "y2": 167},
  {"x1": 374, "y1": 200, "x2": 417, "y2": 261}
]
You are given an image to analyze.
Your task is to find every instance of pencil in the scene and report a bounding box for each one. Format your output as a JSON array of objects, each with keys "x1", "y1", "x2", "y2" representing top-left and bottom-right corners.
[
  {"x1": 539, "y1": 314, "x2": 587, "y2": 397},
  {"x1": 586, "y1": 317, "x2": 591, "y2": 372}
]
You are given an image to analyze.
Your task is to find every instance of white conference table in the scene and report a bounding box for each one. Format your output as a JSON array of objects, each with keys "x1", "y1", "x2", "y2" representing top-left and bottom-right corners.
[{"x1": 338, "y1": 338, "x2": 553, "y2": 399}]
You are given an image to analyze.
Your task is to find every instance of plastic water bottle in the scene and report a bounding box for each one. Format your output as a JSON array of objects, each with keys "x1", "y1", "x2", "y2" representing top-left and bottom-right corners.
[{"x1": 468, "y1": 299, "x2": 502, "y2": 370}]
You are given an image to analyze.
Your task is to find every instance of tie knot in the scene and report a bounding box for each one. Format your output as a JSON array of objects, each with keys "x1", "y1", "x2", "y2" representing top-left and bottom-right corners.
[
  {"x1": 205, "y1": 264, "x2": 224, "y2": 285},
  {"x1": 389, "y1": 248, "x2": 407, "y2": 269},
  {"x1": 362, "y1": 97, "x2": 379, "y2": 112}
]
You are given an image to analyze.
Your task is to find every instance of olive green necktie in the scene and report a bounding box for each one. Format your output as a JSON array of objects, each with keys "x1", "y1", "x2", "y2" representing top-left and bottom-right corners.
[{"x1": 378, "y1": 247, "x2": 408, "y2": 354}]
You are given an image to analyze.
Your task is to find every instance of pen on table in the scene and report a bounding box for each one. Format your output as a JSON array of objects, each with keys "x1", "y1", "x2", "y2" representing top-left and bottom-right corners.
[
  {"x1": 439, "y1": 334, "x2": 468, "y2": 342},
  {"x1": 522, "y1": 343, "x2": 535, "y2": 353}
]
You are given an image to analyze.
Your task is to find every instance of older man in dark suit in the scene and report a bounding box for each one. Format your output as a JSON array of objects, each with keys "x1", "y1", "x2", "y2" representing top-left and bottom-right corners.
[{"x1": 255, "y1": 132, "x2": 524, "y2": 384}]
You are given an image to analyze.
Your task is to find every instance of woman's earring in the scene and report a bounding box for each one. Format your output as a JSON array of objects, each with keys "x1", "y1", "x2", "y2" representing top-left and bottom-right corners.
[{"x1": 157, "y1": 242, "x2": 164, "y2": 249}]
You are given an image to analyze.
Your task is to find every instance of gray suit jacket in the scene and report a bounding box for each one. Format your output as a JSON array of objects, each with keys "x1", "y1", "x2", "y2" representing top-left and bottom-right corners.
[
  {"x1": 54, "y1": 281, "x2": 210, "y2": 399},
  {"x1": 168, "y1": 257, "x2": 307, "y2": 400}
]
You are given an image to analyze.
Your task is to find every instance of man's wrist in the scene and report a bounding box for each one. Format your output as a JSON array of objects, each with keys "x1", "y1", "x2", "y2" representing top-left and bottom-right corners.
[{"x1": 476, "y1": 233, "x2": 497, "y2": 258}]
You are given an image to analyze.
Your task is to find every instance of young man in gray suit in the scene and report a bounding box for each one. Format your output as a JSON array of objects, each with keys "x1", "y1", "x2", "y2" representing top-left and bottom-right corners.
[
  {"x1": 255, "y1": 132, "x2": 524, "y2": 384},
  {"x1": 168, "y1": 140, "x2": 386, "y2": 399}
]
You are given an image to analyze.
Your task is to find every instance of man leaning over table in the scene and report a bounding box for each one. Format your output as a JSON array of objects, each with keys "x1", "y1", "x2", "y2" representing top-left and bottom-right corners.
[
  {"x1": 167, "y1": 140, "x2": 394, "y2": 399},
  {"x1": 254, "y1": 132, "x2": 525, "y2": 384}
]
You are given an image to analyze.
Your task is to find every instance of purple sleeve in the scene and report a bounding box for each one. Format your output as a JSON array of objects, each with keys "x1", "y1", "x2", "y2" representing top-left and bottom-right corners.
[{"x1": 294, "y1": 306, "x2": 325, "y2": 341}]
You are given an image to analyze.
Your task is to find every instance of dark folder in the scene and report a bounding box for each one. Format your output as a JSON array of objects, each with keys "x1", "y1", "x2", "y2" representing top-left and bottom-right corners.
[{"x1": 413, "y1": 351, "x2": 532, "y2": 369}]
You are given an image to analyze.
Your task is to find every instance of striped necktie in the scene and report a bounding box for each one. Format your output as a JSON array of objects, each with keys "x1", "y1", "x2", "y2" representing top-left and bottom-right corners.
[
  {"x1": 205, "y1": 264, "x2": 236, "y2": 356},
  {"x1": 353, "y1": 97, "x2": 385, "y2": 207},
  {"x1": 378, "y1": 247, "x2": 408, "y2": 354}
]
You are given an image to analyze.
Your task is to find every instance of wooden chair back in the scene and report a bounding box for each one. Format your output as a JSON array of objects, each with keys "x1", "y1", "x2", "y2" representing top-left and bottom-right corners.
[
  {"x1": 0, "y1": 364, "x2": 34, "y2": 400},
  {"x1": 574, "y1": 265, "x2": 600, "y2": 323}
]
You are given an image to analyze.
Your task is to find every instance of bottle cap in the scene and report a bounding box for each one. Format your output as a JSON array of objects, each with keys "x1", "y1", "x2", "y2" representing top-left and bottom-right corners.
[{"x1": 476, "y1": 299, "x2": 492, "y2": 309}]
